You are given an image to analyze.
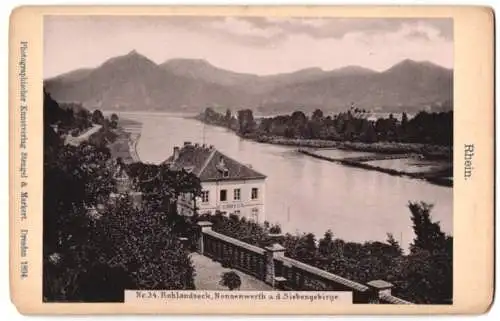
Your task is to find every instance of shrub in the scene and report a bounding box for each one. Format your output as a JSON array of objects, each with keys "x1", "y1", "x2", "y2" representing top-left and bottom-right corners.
[{"x1": 220, "y1": 271, "x2": 241, "y2": 291}]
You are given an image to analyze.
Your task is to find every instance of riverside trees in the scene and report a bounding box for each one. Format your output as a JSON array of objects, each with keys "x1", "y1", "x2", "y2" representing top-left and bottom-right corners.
[{"x1": 200, "y1": 107, "x2": 453, "y2": 147}]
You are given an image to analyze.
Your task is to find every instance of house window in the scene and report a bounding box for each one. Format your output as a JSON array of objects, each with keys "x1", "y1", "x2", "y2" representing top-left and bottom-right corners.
[
  {"x1": 201, "y1": 191, "x2": 209, "y2": 203},
  {"x1": 233, "y1": 188, "x2": 241, "y2": 201},
  {"x1": 251, "y1": 188, "x2": 259, "y2": 200},
  {"x1": 234, "y1": 210, "x2": 241, "y2": 216},
  {"x1": 220, "y1": 189, "x2": 227, "y2": 202},
  {"x1": 223, "y1": 169, "x2": 229, "y2": 178},
  {"x1": 251, "y1": 208, "x2": 259, "y2": 221}
]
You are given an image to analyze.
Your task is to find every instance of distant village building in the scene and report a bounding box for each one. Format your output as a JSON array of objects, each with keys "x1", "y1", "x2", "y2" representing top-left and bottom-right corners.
[
  {"x1": 109, "y1": 159, "x2": 142, "y2": 209},
  {"x1": 164, "y1": 142, "x2": 267, "y2": 223},
  {"x1": 113, "y1": 159, "x2": 131, "y2": 193}
]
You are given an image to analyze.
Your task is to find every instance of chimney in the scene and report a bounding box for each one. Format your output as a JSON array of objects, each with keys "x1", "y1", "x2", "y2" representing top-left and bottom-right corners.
[
  {"x1": 202, "y1": 144, "x2": 207, "y2": 149},
  {"x1": 173, "y1": 146, "x2": 180, "y2": 161},
  {"x1": 195, "y1": 143, "x2": 200, "y2": 148}
]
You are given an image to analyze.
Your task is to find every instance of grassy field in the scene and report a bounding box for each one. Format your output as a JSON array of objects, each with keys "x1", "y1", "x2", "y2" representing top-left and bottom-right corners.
[
  {"x1": 299, "y1": 148, "x2": 452, "y2": 187},
  {"x1": 254, "y1": 136, "x2": 452, "y2": 161},
  {"x1": 312, "y1": 149, "x2": 379, "y2": 160}
]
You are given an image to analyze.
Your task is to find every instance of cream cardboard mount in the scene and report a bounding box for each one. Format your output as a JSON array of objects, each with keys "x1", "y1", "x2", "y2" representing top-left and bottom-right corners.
[{"x1": 9, "y1": 5, "x2": 495, "y2": 315}]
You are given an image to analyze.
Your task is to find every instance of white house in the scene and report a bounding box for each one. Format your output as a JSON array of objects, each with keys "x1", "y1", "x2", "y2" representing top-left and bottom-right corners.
[{"x1": 164, "y1": 142, "x2": 267, "y2": 223}]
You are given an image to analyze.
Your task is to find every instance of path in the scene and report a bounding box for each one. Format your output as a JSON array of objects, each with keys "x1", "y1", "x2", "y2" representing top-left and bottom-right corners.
[
  {"x1": 64, "y1": 124, "x2": 102, "y2": 146},
  {"x1": 191, "y1": 253, "x2": 272, "y2": 291}
]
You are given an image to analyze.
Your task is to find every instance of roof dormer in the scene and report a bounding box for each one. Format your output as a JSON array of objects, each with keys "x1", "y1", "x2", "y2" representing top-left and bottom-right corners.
[{"x1": 216, "y1": 156, "x2": 229, "y2": 177}]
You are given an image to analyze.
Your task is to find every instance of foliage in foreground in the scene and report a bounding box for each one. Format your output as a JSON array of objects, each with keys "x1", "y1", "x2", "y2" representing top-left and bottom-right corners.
[{"x1": 43, "y1": 91, "x2": 200, "y2": 302}]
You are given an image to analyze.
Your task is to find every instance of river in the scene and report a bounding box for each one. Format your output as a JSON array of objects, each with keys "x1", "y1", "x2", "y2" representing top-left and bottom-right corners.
[{"x1": 117, "y1": 111, "x2": 452, "y2": 251}]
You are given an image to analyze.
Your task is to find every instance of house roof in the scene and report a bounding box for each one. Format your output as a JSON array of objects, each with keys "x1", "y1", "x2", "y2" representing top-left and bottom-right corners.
[{"x1": 164, "y1": 143, "x2": 266, "y2": 182}]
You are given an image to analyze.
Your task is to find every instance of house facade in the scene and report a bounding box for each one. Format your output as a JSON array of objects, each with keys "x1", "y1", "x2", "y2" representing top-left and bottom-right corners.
[{"x1": 164, "y1": 142, "x2": 267, "y2": 223}]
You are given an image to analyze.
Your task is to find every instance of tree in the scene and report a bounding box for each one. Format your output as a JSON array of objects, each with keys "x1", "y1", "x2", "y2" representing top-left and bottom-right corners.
[
  {"x1": 318, "y1": 230, "x2": 334, "y2": 258},
  {"x1": 75, "y1": 109, "x2": 91, "y2": 130},
  {"x1": 220, "y1": 271, "x2": 242, "y2": 290},
  {"x1": 43, "y1": 142, "x2": 116, "y2": 257},
  {"x1": 397, "y1": 240, "x2": 452, "y2": 304},
  {"x1": 237, "y1": 109, "x2": 256, "y2": 135},
  {"x1": 386, "y1": 233, "x2": 403, "y2": 256},
  {"x1": 76, "y1": 264, "x2": 134, "y2": 302},
  {"x1": 308, "y1": 109, "x2": 325, "y2": 139},
  {"x1": 100, "y1": 198, "x2": 196, "y2": 291},
  {"x1": 110, "y1": 113, "x2": 119, "y2": 129},
  {"x1": 401, "y1": 112, "x2": 409, "y2": 128},
  {"x1": 408, "y1": 202, "x2": 446, "y2": 254},
  {"x1": 359, "y1": 120, "x2": 377, "y2": 143},
  {"x1": 295, "y1": 233, "x2": 317, "y2": 263},
  {"x1": 127, "y1": 162, "x2": 202, "y2": 237},
  {"x1": 312, "y1": 109, "x2": 324, "y2": 121},
  {"x1": 392, "y1": 201, "x2": 453, "y2": 304},
  {"x1": 283, "y1": 111, "x2": 307, "y2": 138},
  {"x1": 269, "y1": 224, "x2": 282, "y2": 234},
  {"x1": 225, "y1": 109, "x2": 232, "y2": 126},
  {"x1": 44, "y1": 89, "x2": 76, "y2": 131},
  {"x1": 92, "y1": 109, "x2": 105, "y2": 125}
]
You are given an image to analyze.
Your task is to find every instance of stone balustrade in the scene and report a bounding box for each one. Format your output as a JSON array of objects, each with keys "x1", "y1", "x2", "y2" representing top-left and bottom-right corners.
[{"x1": 196, "y1": 221, "x2": 412, "y2": 304}]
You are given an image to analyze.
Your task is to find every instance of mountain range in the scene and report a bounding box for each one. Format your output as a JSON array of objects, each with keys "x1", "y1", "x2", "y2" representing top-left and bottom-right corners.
[{"x1": 44, "y1": 50, "x2": 453, "y2": 114}]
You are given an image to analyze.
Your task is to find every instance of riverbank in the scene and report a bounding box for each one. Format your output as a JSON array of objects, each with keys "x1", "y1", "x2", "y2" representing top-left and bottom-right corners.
[
  {"x1": 128, "y1": 133, "x2": 141, "y2": 162},
  {"x1": 299, "y1": 148, "x2": 452, "y2": 187},
  {"x1": 192, "y1": 116, "x2": 452, "y2": 160},
  {"x1": 108, "y1": 117, "x2": 142, "y2": 163},
  {"x1": 253, "y1": 135, "x2": 452, "y2": 161}
]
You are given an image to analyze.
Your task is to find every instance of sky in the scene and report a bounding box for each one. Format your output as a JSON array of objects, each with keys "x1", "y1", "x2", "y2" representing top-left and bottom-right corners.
[{"x1": 44, "y1": 16, "x2": 453, "y2": 79}]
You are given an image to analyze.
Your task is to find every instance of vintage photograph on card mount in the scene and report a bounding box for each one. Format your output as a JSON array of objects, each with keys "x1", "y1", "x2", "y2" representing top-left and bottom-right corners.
[{"x1": 42, "y1": 15, "x2": 453, "y2": 304}]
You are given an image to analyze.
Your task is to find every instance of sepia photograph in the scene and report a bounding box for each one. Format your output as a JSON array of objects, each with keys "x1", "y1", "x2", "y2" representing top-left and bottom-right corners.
[{"x1": 42, "y1": 15, "x2": 453, "y2": 305}]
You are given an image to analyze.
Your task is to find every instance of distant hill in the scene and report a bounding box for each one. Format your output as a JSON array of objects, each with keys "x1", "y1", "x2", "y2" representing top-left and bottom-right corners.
[
  {"x1": 160, "y1": 60, "x2": 330, "y2": 94},
  {"x1": 160, "y1": 60, "x2": 378, "y2": 95},
  {"x1": 49, "y1": 68, "x2": 94, "y2": 83},
  {"x1": 258, "y1": 59, "x2": 453, "y2": 113},
  {"x1": 160, "y1": 58, "x2": 260, "y2": 88},
  {"x1": 45, "y1": 51, "x2": 253, "y2": 111},
  {"x1": 326, "y1": 65, "x2": 377, "y2": 77},
  {"x1": 45, "y1": 52, "x2": 453, "y2": 114}
]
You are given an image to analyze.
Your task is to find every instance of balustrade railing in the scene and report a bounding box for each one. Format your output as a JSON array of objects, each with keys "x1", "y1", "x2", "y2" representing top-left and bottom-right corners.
[{"x1": 196, "y1": 221, "x2": 412, "y2": 304}]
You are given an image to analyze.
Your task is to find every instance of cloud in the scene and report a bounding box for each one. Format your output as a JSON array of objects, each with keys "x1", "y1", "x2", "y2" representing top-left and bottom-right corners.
[
  {"x1": 44, "y1": 15, "x2": 453, "y2": 78},
  {"x1": 209, "y1": 17, "x2": 282, "y2": 38},
  {"x1": 205, "y1": 17, "x2": 287, "y2": 46},
  {"x1": 171, "y1": 17, "x2": 453, "y2": 47},
  {"x1": 67, "y1": 16, "x2": 452, "y2": 48},
  {"x1": 404, "y1": 30, "x2": 432, "y2": 41},
  {"x1": 425, "y1": 19, "x2": 453, "y2": 40}
]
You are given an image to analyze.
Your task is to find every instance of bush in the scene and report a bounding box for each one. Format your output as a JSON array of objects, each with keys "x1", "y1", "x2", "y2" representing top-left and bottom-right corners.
[{"x1": 220, "y1": 271, "x2": 241, "y2": 291}]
